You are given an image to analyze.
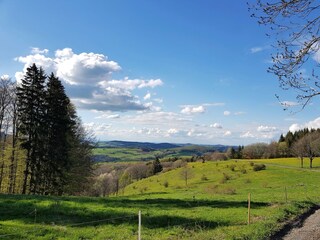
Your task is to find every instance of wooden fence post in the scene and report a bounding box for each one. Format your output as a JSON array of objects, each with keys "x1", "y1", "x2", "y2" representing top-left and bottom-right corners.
[
  {"x1": 248, "y1": 193, "x2": 251, "y2": 225},
  {"x1": 285, "y1": 186, "x2": 288, "y2": 203},
  {"x1": 138, "y1": 210, "x2": 141, "y2": 240}
]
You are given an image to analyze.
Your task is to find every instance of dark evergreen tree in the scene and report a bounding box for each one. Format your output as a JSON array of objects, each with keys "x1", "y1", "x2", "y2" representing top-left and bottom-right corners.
[
  {"x1": 44, "y1": 73, "x2": 72, "y2": 195},
  {"x1": 17, "y1": 64, "x2": 47, "y2": 194},
  {"x1": 63, "y1": 109, "x2": 94, "y2": 195},
  {"x1": 152, "y1": 157, "x2": 163, "y2": 175}
]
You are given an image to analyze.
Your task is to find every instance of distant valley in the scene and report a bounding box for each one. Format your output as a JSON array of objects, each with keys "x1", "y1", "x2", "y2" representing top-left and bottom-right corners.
[{"x1": 93, "y1": 140, "x2": 235, "y2": 162}]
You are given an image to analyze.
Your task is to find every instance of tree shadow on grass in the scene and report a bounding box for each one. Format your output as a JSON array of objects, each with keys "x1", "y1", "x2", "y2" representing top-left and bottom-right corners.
[
  {"x1": 0, "y1": 199, "x2": 230, "y2": 230},
  {"x1": 0, "y1": 194, "x2": 265, "y2": 229},
  {"x1": 98, "y1": 197, "x2": 269, "y2": 210}
]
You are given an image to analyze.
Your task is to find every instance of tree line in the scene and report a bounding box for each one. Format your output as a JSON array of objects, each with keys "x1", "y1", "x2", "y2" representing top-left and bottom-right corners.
[
  {"x1": 224, "y1": 128, "x2": 320, "y2": 168},
  {"x1": 0, "y1": 64, "x2": 93, "y2": 195}
]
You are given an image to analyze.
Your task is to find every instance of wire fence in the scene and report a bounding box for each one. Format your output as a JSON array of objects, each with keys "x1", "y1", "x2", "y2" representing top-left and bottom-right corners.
[{"x1": 1, "y1": 182, "x2": 320, "y2": 239}]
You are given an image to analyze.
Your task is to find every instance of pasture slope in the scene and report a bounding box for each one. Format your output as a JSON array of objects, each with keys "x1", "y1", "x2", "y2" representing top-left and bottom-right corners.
[{"x1": 1, "y1": 158, "x2": 320, "y2": 239}]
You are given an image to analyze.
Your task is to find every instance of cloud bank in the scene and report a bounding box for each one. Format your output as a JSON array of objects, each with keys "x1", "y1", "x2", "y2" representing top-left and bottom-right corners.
[{"x1": 15, "y1": 48, "x2": 163, "y2": 112}]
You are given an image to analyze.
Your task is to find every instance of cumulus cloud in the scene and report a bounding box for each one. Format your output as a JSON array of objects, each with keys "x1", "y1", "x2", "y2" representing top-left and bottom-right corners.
[
  {"x1": 210, "y1": 123, "x2": 223, "y2": 129},
  {"x1": 181, "y1": 105, "x2": 206, "y2": 114},
  {"x1": 241, "y1": 131, "x2": 254, "y2": 138},
  {"x1": 224, "y1": 130, "x2": 232, "y2": 136},
  {"x1": 0, "y1": 75, "x2": 10, "y2": 81},
  {"x1": 168, "y1": 128, "x2": 179, "y2": 135},
  {"x1": 144, "y1": 93, "x2": 151, "y2": 100},
  {"x1": 15, "y1": 48, "x2": 163, "y2": 112},
  {"x1": 31, "y1": 47, "x2": 49, "y2": 54},
  {"x1": 289, "y1": 117, "x2": 320, "y2": 132},
  {"x1": 99, "y1": 78, "x2": 163, "y2": 91},
  {"x1": 257, "y1": 125, "x2": 277, "y2": 132}
]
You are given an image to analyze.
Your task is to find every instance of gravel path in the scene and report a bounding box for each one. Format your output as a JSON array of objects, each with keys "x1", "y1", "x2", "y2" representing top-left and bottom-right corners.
[{"x1": 282, "y1": 208, "x2": 320, "y2": 240}]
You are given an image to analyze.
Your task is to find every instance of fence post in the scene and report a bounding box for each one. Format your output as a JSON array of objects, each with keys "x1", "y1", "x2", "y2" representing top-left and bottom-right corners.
[
  {"x1": 248, "y1": 193, "x2": 251, "y2": 225},
  {"x1": 34, "y1": 208, "x2": 37, "y2": 223},
  {"x1": 285, "y1": 186, "x2": 288, "y2": 203},
  {"x1": 138, "y1": 210, "x2": 141, "y2": 240}
]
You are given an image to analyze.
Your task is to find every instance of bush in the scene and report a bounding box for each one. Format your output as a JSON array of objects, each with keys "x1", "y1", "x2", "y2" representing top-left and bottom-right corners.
[
  {"x1": 163, "y1": 180, "x2": 169, "y2": 188},
  {"x1": 201, "y1": 174, "x2": 208, "y2": 181},
  {"x1": 220, "y1": 172, "x2": 231, "y2": 184},
  {"x1": 229, "y1": 164, "x2": 236, "y2": 171},
  {"x1": 253, "y1": 164, "x2": 266, "y2": 171}
]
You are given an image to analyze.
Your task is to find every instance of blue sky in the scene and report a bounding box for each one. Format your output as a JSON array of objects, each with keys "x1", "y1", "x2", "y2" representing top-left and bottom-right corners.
[{"x1": 1, "y1": 0, "x2": 320, "y2": 145}]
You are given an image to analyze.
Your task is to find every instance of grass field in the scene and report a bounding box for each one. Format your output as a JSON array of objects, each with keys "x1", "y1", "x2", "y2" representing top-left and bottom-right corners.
[{"x1": 1, "y1": 158, "x2": 320, "y2": 239}]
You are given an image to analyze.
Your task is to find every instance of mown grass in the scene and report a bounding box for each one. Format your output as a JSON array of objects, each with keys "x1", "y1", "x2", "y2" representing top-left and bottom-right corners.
[{"x1": 1, "y1": 158, "x2": 320, "y2": 239}]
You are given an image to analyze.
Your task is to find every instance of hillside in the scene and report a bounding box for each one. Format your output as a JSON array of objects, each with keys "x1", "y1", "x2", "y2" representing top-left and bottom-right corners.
[{"x1": 1, "y1": 158, "x2": 320, "y2": 239}]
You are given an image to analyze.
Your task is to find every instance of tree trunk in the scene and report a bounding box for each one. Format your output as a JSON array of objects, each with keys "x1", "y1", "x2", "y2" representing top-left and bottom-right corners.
[
  {"x1": 300, "y1": 157, "x2": 304, "y2": 168},
  {"x1": 310, "y1": 157, "x2": 313, "y2": 169}
]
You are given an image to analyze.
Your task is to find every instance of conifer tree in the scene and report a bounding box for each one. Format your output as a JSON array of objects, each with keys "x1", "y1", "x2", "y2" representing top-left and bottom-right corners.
[
  {"x1": 17, "y1": 63, "x2": 47, "y2": 194},
  {"x1": 44, "y1": 73, "x2": 72, "y2": 194}
]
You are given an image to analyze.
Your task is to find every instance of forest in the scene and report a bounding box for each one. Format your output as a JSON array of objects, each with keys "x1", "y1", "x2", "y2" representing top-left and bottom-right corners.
[{"x1": 0, "y1": 64, "x2": 93, "y2": 196}]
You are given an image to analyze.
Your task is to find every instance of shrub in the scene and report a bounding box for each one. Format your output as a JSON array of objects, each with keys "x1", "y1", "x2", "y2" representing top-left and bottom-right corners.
[
  {"x1": 163, "y1": 180, "x2": 169, "y2": 188},
  {"x1": 220, "y1": 172, "x2": 231, "y2": 184},
  {"x1": 201, "y1": 174, "x2": 208, "y2": 181},
  {"x1": 253, "y1": 164, "x2": 266, "y2": 171},
  {"x1": 229, "y1": 164, "x2": 236, "y2": 171}
]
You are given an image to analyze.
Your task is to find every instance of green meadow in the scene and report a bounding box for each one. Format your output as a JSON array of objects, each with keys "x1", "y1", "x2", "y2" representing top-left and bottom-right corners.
[{"x1": 1, "y1": 158, "x2": 320, "y2": 239}]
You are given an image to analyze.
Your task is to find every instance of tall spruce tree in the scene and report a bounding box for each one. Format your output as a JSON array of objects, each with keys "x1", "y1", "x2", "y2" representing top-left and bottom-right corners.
[
  {"x1": 16, "y1": 64, "x2": 93, "y2": 195},
  {"x1": 45, "y1": 73, "x2": 72, "y2": 195},
  {"x1": 17, "y1": 63, "x2": 47, "y2": 194}
]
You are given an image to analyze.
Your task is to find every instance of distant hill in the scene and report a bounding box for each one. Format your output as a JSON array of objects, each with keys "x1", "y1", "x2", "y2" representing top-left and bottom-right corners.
[
  {"x1": 93, "y1": 141, "x2": 236, "y2": 162},
  {"x1": 97, "y1": 140, "x2": 181, "y2": 150}
]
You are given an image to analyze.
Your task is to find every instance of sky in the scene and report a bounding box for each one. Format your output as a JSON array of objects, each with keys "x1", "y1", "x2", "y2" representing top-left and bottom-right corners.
[{"x1": 1, "y1": 0, "x2": 320, "y2": 145}]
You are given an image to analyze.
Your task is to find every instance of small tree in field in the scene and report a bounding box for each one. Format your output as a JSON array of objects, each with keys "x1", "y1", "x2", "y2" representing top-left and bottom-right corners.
[
  {"x1": 180, "y1": 167, "x2": 194, "y2": 187},
  {"x1": 152, "y1": 157, "x2": 163, "y2": 175}
]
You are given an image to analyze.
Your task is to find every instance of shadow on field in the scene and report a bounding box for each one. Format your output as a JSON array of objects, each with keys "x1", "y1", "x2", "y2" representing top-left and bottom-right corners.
[
  {"x1": 0, "y1": 194, "x2": 265, "y2": 229},
  {"x1": 92, "y1": 197, "x2": 269, "y2": 211}
]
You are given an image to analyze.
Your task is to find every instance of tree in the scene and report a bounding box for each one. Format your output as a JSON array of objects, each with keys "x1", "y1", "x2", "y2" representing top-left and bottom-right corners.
[
  {"x1": 152, "y1": 157, "x2": 163, "y2": 174},
  {"x1": 291, "y1": 138, "x2": 307, "y2": 168},
  {"x1": 250, "y1": 0, "x2": 320, "y2": 109},
  {"x1": 63, "y1": 114, "x2": 94, "y2": 195},
  {"x1": 180, "y1": 166, "x2": 194, "y2": 187},
  {"x1": 44, "y1": 73, "x2": 72, "y2": 195},
  {"x1": 16, "y1": 64, "x2": 47, "y2": 194},
  {"x1": 242, "y1": 143, "x2": 269, "y2": 159}
]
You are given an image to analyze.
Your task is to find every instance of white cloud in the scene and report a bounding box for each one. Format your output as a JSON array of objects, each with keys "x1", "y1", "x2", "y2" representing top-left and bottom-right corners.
[
  {"x1": 99, "y1": 77, "x2": 163, "y2": 91},
  {"x1": 144, "y1": 93, "x2": 151, "y2": 100},
  {"x1": 181, "y1": 105, "x2": 206, "y2": 114},
  {"x1": 15, "y1": 48, "x2": 163, "y2": 112},
  {"x1": 224, "y1": 130, "x2": 232, "y2": 136},
  {"x1": 241, "y1": 131, "x2": 254, "y2": 138},
  {"x1": 289, "y1": 117, "x2": 320, "y2": 132},
  {"x1": 95, "y1": 113, "x2": 120, "y2": 119},
  {"x1": 168, "y1": 128, "x2": 179, "y2": 134},
  {"x1": 224, "y1": 111, "x2": 231, "y2": 116},
  {"x1": 31, "y1": 47, "x2": 49, "y2": 55},
  {"x1": 210, "y1": 123, "x2": 223, "y2": 129},
  {"x1": 257, "y1": 125, "x2": 277, "y2": 132},
  {"x1": 0, "y1": 75, "x2": 10, "y2": 81},
  {"x1": 280, "y1": 101, "x2": 299, "y2": 107}
]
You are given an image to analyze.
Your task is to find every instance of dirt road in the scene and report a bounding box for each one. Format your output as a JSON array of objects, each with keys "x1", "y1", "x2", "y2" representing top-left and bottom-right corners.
[{"x1": 282, "y1": 208, "x2": 320, "y2": 240}]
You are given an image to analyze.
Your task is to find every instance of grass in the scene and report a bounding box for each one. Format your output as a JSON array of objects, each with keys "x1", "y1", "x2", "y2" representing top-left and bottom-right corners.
[{"x1": 1, "y1": 158, "x2": 320, "y2": 239}]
